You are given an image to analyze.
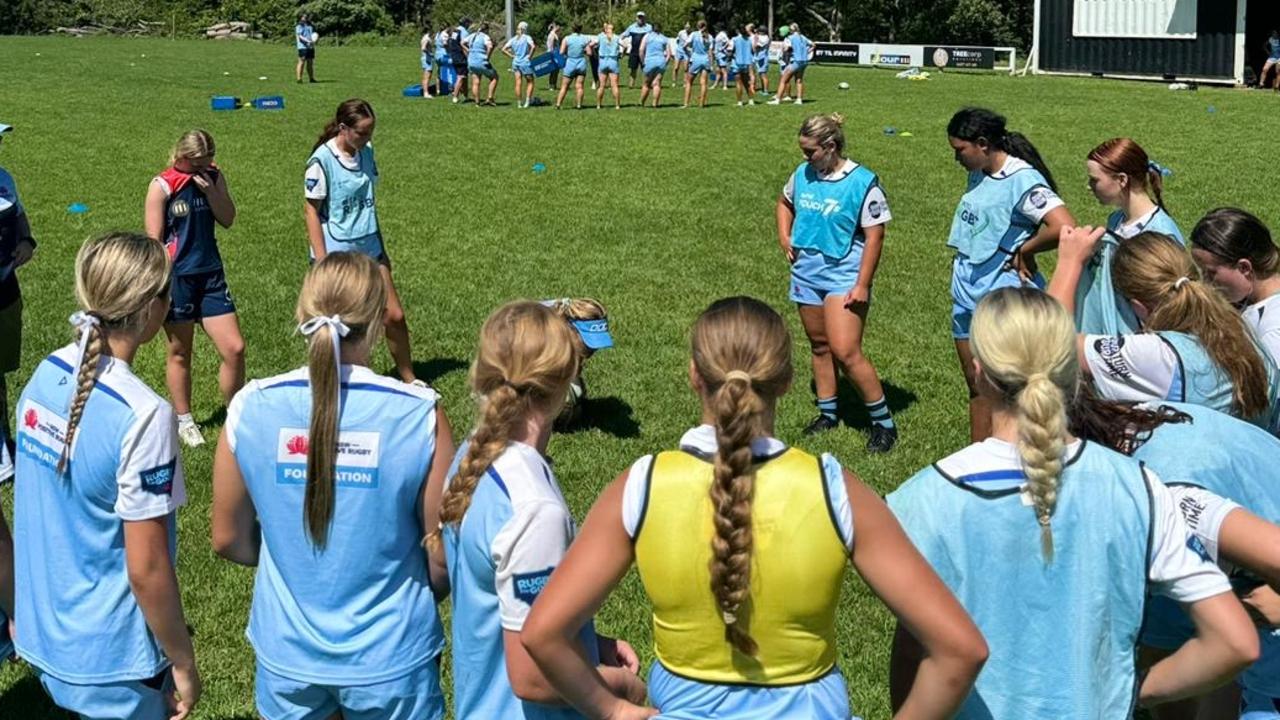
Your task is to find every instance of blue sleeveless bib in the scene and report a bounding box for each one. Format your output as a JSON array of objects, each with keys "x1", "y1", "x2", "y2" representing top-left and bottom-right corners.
[
  {"x1": 790, "y1": 162, "x2": 878, "y2": 260},
  {"x1": 1157, "y1": 331, "x2": 1280, "y2": 432},
  {"x1": 948, "y1": 166, "x2": 1050, "y2": 266},
  {"x1": 307, "y1": 144, "x2": 379, "y2": 245}
]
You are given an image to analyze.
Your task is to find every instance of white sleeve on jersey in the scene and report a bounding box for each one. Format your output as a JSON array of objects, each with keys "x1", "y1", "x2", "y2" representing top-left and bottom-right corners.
[
  {"x1": 860, "y1": 185, "x2": 891, "y2": 228},
  {"x1": 1145, "y1": 469, "x2": 1232, "y2": 603},
  {"x1": 782, "y1": 173, "x2": 796, "y2": 204},
  {"x1": 1166, "y1": 484, "x2": 1241, "y2": 565},
  {"x1": 1015, "y1": 186, "x2": 1064, "y2": 225},
  {"x1": 622, "y1": 455, "x2": 653, "y2": 539},
  {"x1": 304, "y1": 162, "x2": 327, "y2": 200},
  {"x1": 116, "y1": 401, "x2": 187, "y2": 521},
  {"x1": 1084, "y1": 334, "x2": 1178, "y2": 403},
  {"x1": 493, "y1": 499, "x2": 576, "y2": 631},
  {"x1": 152, "y1": 175, "x2": 173, "y2": 199}
]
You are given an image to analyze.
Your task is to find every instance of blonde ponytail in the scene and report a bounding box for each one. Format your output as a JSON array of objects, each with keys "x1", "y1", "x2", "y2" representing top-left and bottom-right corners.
[
  {"x1": 970, "y1": 287, "x2": 1078, "y2": 562},
  {"x1": 691, "y1": 297, "x2": 793, "y2": 655}
]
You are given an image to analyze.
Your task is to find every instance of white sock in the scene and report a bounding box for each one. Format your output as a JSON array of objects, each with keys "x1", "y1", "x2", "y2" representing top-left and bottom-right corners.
[{"x1": 178, "y1": 413, "x2": 195, "y2": 426}]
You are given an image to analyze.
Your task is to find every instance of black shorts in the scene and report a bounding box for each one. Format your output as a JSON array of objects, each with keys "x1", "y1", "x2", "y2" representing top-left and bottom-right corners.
[
  {"x1": 452, "y1": 61, "x2": 469, "y2": 76},
  {"x1": 297, "y1": 47, "x2": 315, "y2": 59},
  {"x1": 628, "y1": 52, "x2": 642, "y2": 70},
  {"x1": 167, "y1": 269, "x2": 236, "y2": 323}
]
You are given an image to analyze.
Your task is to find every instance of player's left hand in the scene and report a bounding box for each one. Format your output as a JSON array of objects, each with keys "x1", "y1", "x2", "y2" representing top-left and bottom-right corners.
[
  {"x1": 613, "y1": 639, "x2": 641, "y2": 674},
  {"x1": 1242, "y1": 584, "x2": 1280, "y2": 627},
  {"x1": 1057, "y1": 225, "x2": 1106, "y2": 267},
  {"x1": 844, "y1": 284, "x2": 870, "y2": 311},
  {"x1": 12, "y1": 239, "x2": 35, "y2": 268},
  {"x1": 1010, "y1": 247, "x2": 1040, "y2": 283}
]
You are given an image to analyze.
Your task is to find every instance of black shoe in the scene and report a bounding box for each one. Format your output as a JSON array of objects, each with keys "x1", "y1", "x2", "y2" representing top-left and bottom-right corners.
[
  {"x1": 802, "y1": 414, "x2": 839, "y2": 436},
  {"x1": 866, "y1": 425, "x2": 898, "y2": 453}
]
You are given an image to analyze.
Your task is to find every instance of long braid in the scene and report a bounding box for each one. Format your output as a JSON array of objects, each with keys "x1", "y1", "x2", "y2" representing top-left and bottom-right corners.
[
  {"x1": 57, "y1": 322, "x2": 104, "y2": 476},
  {"x1": 708, "y1": 373, "x2": 763, "y2": 656},
  {"x1": 1014, "y1": 373, "x2": 1068, "y2": 561}
]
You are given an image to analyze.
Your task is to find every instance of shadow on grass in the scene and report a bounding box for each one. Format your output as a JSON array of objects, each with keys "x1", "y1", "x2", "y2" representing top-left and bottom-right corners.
[
  {"x1": 201, "y1": 405, "x2": 228, "y2": 429},
  {"x1": 560, "y1": 395, "x2": 641, "y2": 439},
  {"x1": 410, "y1": 358, "x2": 469, "y2": 386},
  {"x1": 0, "y1": 672, "x2": 72, "y2": 719},
  {"x1": 813, "y1": 377, "x2": 917, "y2": 431}
]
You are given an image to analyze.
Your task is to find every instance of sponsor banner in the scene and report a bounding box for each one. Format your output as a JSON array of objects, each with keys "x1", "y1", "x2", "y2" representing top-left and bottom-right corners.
[
  {"x1": 530, "y1": 52, "x2": 564, "y2": 77},
  {"x1": 812, "y1": 42, "x2": 859, "y2": 65},
  {"x1": 276, "y1": 428, "x2": 381, "y2": 488},
  {"x1": 925, "y1": 46, "x2": 996, "y2": 70},
  {"x1": 858, "y1": 43, "x2": 924, "y2": 67}
]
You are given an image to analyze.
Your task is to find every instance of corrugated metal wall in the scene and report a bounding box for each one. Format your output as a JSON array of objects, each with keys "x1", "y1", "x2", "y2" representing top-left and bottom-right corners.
[
  {"x1": 1072, "y1": 0, "x2": 1198, "y2": 39},
  {"x1": 1040, "y1": 0, "x2": 1238, "y2": 80}
]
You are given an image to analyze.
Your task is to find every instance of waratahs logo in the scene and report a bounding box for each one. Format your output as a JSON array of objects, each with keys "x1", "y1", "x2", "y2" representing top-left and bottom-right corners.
[
  {"x1": 286, "y1": 434, "x2": 309, "y2": 456},
  {"x1": 24, "y1": 408, "x2": 38, "y2": 430}
]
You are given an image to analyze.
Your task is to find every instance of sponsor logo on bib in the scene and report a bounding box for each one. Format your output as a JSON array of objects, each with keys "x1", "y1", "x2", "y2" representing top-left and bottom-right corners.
[
  {"x1": 276, "y1": 428, "x2": 381, "y2": 488},
  {"x1": 171, "y1": 199, "x2": 190, "y2": 218},
  {"x1": 797, "y1": 194, "x2": 841, "y2": 218},
  {"x1": 1029, "y1": 189, "x2": 1048, "y2": 210}
]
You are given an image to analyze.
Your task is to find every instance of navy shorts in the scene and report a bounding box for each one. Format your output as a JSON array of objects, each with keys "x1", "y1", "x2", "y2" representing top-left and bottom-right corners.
[
  {"x1": 298, "y1": 47, "x2": 315, "y2": 59},
  {"x1": 168, "y1": 269, "x2": 236, "y2": 323}
]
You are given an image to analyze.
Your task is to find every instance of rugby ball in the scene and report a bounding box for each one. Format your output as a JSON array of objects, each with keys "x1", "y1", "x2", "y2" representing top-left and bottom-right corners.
[
  {"x1": 311, "y1": 32, "x2": 320, "y2": 43},
  {"x1": 837, "y1": 81, "x2": 849, "y2": 90}
]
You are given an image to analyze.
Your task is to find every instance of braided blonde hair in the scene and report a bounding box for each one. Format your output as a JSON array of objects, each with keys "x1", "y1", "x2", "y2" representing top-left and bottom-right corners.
[
  {"x1": 425, "y1": 301, "x2": 578, "y2": 554},
  {"x1": 295, "y1": 253, "x2": 386, "y2": 547},
  {"x1": 691, "y1": 297, "x2": 793, "y2": 655},
  {"x1": 970, "y1": 287, "x2": 1078, "y2": 562},
  {"x1": 59, "y1": 232, "x2": 171, "y2": 475}
]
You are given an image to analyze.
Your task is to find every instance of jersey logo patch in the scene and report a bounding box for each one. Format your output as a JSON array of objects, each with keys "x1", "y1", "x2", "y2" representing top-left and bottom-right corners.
[
  {"x1": 306, "y1": 177, "x2": 319, "y2": 191},
  {"x1": 513, "y1": 567, "x2": 555, "y2": 605},
  {"x1": 1093, "y1": 336, "x2": 1132, "y2": 380},
  {"x1": 139, "y1": 459, "x2": 176, "y2": 495},
  {"x1": 276, "y1": 427, "x2": 381, "y2": 488},
  {"x1": 170, "y1": 199, "x2": 190, "y2": 218},
  {"x1": 16, "y1": 400, "x2": 69, "y2": 471},
  {"x1": 868, "y1": 200, "x2": 883, "y2": 219},
  {"x1": 1029, "y1": 189, "x2": 1048, "y2": 209},
  {"x1": 1186, "y1": 534, "x2": 1213, "y2": 564}
]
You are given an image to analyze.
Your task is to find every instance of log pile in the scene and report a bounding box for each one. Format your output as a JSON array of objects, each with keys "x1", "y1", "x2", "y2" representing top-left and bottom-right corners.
[{"x1": 206, "y1": 22, "x2": 262, "y2": 40}]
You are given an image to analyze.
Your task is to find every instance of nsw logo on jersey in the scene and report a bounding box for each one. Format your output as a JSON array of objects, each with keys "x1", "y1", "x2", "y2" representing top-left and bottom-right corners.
[
  {"x1": 276, "y1": 427, "x2": 381, "y2": 488},
  {"x1": 16, "y1": 400, "x2": 69, "y2": 472},
  {"x1": 512, "y1": 567, "x2": 554, "y2": 606}
]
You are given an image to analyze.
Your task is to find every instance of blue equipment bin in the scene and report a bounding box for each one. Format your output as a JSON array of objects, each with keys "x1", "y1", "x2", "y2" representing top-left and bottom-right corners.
[
  {"x1": 252, "y1": 95, "x2": 284, "y2": 110},
  {"x1": 211, "y1": 95, "x2": 240, "y2": 110}
]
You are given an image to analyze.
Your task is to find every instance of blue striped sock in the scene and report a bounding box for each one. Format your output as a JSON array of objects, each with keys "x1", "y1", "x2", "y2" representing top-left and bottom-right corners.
[
  {"x1": 866, "y1": 397, "x2": 895, "y2": 429},
  {"x1": 816, "y1": 396, "x2": 837, "y2": 421}
]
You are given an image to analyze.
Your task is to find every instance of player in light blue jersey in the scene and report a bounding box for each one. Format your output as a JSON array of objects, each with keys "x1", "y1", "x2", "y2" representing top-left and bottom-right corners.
[
  {"x1": 295, "y1": 13, "x2": 317, "y2": 83},
  {"x1": 1050, "y1": 228, "x2": 1280, "y2": 434},
  {"x1": 419, "y1": 25, "x2": 438, "y2": 97},
  {"x1": 753, "y1": 25, "x2": 772, "y2": 95},
  {"x1": 464, "y1": 21, "x2": 499, "y2": 106},
  {"x1": 1074, "y1": 137, "x2": 1183, "y2": 335},
  {"x1": 732, "y1": 26, "x2": 756, "y2": 106},
  {"x1": 504, "y1": 21, "x2": 538, "y2": 108},
  {"x1": 1067, "y1": 390, "x2": 1280, "y2": 719},
  {"x1": 212, "y1": 252, "x2": 456, "y2": 720},
  {"x1": 681, "y1": 21, "x2": 713, "y2": 108},
  {"x1": 778, "y1": 114, "x2": 898, "y2": 452},
  {"x1": 304, "y1": 99, "x2": 425, "y2": 388},
  {"x1": 434, "y1": 26, "x2": 451, "y2": 94},
  {"x1": 591, "y1": 23, "x2": 623, "y2": 109},
  {"x1": 556, "y1": 24, "x2": 593, "y2": 110},
  {"x1": 673, "y1": 23, "x2": 691, "y2": 86},
  {"x1": 426, "y1": 301, "x2": 646, "y2": 719},
  {"x1": 944, "y1": 107, "x2": 1074, "y2": 441},
  {"x1": 639, "y1": 24, "x2": 672, "y2": 108},
  {"x1": 768, "y1": 24, "x2": 812, "y2": 105},
  {"x1": 888, "y1": 287, "x2": 1258, "y2": 719},
  {"x1": 15, "y1": 232, "x2": 200, "y2": 719}
]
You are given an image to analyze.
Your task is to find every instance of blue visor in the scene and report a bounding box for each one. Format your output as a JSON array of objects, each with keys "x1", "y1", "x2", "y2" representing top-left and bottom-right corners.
[{"x1": 570, "y1": 317, "x2": 613, "y2": 350}]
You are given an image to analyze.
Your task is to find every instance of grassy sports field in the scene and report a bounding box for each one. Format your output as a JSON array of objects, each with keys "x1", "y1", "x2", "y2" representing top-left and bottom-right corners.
[{"x1": 0, "y1": 33, "x2": 1276, "y2": 719}]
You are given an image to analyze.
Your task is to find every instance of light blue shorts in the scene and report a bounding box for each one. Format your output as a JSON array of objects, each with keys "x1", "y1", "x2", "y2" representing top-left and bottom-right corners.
[
  {"x1": 468, "y1": 63, "x2": 497, "y2": 79},
  {"x1": 688, "y1": 58, "x2": 710, "y2": 76},
  {"x1": 950, "y1": 254, "x2": 1045, "y2": 339},
  {"x1": 421, "y1": 54, "x2": 431, "y2": 70},
  {"x1": 644, "y1": 61, "x2": 668, "y2": 78},
  {"x1": 649, "y1": 662, "x2": 856, "y2": 720},
  {"x1": 513, "y1": 60, "x2": 534, "y2": 76},
  {"x1": 256, "y1": 658, "x2": 444, "y2": 720},
  {"x1": 564, "y1": 57, "x2": 587, "y2": 77},
  {"x1": 599, "y1": 58, "x2": 619, "y2": 75},
  {"x1": 1243, "y1": 688, "x2": 1280, "y2": 719},
  {"x1": 787, "y1": 61, "x2": 809, "y2": 78},
  {"x1": 38, "y1": 668, "x2": 172, "y2": 720},
  {"x1": 735, "y1": 63, "x2": 752, "y2": 75},
  {"x1": 715, "y1": 53, "x2": 728, "y2": 67},
  {"x1": 756, "y1": 57, "x2": 769, "y2": 72}
]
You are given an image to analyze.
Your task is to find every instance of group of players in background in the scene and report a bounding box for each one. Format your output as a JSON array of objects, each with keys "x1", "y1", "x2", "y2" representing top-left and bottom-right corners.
[
  {"x1": 6, "y1": 56, "x2": 1280, "y2": 720},
  {"x1": 418, "y1": 11, "x2": 815, "y2": 109}
]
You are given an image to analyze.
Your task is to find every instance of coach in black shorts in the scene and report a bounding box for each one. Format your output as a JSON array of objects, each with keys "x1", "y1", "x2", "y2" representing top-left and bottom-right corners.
[{"x1": 623, "y1": 11, "x2": 652, "y2": 88}]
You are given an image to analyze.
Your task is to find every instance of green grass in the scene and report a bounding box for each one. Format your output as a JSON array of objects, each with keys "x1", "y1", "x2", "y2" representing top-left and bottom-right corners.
[{"x1": 0, "y1": 34, "x2": 1276, "y2": 719}]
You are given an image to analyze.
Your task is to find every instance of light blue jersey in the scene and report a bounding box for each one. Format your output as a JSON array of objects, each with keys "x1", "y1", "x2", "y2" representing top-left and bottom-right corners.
[
  {"x1": 732, "y1": 34, "x2": 753, "y2": 67},
  {"x1": 510, "y1": 35, "x2": 534, "y2": 62},
  {"x1": 784, "y1": 160, "x2": 890, "y2": 301},
  {"x1": 564, "y1": 33, "x2": 590, "y2": 59},
  {"x1": 305, "y1": 140, "x2": 381, "y2": 258},
  {"x1": 687, "y1": 32, "x2": 711, "y2": 75},
  {"x1": 596, "y1": 33, "x2": 620, "y2": 58},
  {"x1": 888, "y1": 439, "x2": 1224, "y2": 719},
  {"x1": 1157, "y1": 330, "x2": 1280, "y2": 432},
  {"x1": 296, "y1": 23, "x2": 314, "y2": 50},
  {"x1": 948, "y1": 157, "x2": 1062, "y2": 338},
  {"x1": 225, "y1": 365, "x2": 445, "y2": 689},
  {"x1": 1127, "y1": 403, "x2": 1280, "y2": 698},
  {"x1": 643, "y1": 32, "x2": 670, "y2": 72},
  {"x1": 788, "y1": 34, "x2": 812, "y2": 64},
  {"x1": 14, "y1": 345, "x2": 186, "y2": 685},
  {"x1": 443, "y1": 442, "x2": 599, "y2": 720},
  {"x1": 1075, "y1": 207, "x2": 1184, "y2": 335},
  {"x1": 467, "y1": 31, "x2": 492, "y2": 68}
]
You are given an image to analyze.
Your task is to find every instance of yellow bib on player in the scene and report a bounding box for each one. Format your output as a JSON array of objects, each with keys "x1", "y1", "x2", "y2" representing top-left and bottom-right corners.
[{"x1": 634, "y1": 447, "x2": 848, "y2": 685}]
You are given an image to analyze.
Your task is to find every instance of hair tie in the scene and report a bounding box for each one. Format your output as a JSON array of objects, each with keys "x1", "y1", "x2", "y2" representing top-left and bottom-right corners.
[
  {"x1": 724, "y1": 370, "x2": 753, "y2": 384},
  {"x1": 1026, "y1": 371, "x2": 1050, "y2": 385},
  {"x1": 298, "y1": 314, "x2": 350, "y2": 406},
  {"x1": 722, "y1": 610, "x2": 737, "y2": 625},
  {"x1": 1174, "y1": 276, "x2": 1191, "y2": 290},
  {"x1": 67, "y1": 311, "x2": 102, "y2": 405},
  {"x1": 1148, "y1": 160, "x2": 1168, "y2": 177}
]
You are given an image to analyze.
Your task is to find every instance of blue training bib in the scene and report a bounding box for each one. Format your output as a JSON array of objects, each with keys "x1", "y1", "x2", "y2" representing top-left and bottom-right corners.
[
  {"x1": 308, "y1": 143, "x2": 379, "y2": 244},
  {"x1": 790, "y1": 162, "x2": 879, "y2": 260},
  {"x1": 948, "y1": 166, "x2": 1051, "y2": 266}
]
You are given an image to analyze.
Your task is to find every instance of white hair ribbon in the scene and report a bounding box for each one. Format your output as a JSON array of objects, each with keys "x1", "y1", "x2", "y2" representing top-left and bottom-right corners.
[
  {"x1": 1174, "y1": 277, "x2": 1191, "y2": 290},
  {"x1": 67, "y1": 311, "x2": 102, "y2": 403},
  {"x1": 298, "y1": 314, "x2": 350, "y2": 403}
]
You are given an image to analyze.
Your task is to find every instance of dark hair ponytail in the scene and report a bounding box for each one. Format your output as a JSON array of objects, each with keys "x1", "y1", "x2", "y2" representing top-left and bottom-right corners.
[
  {"x1": 314, "y1": 98, "x2": 375, "y2": 152},
  {"x1": 947, "y1": 107, "x2": 1058, "y2": 192},
  {"x1": 1191, "y1": 207, "x2": 1280, "y2": 278}
]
